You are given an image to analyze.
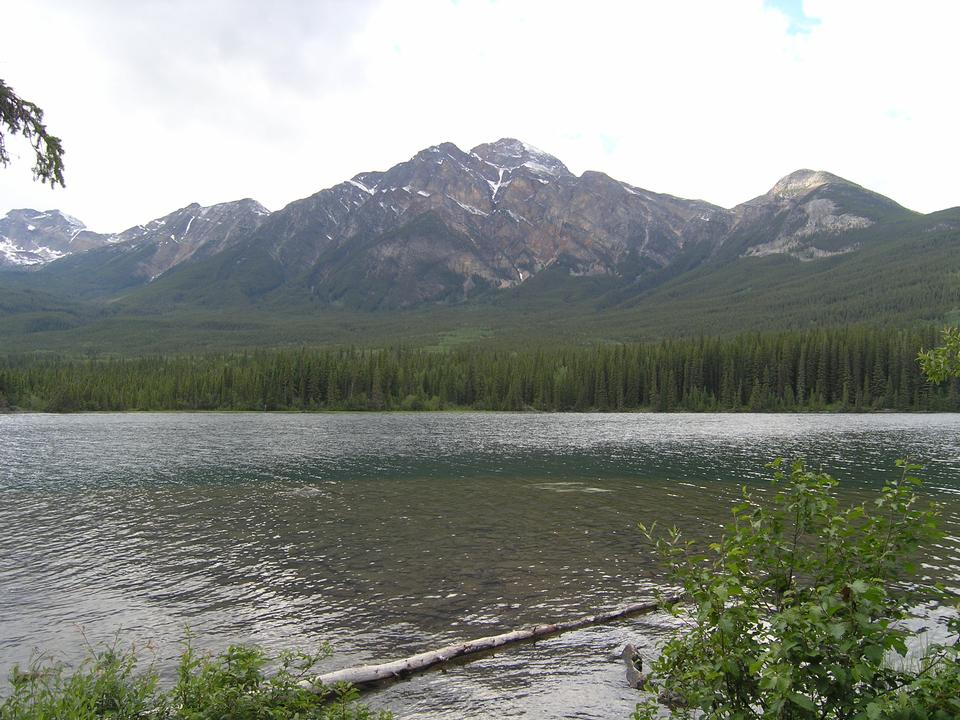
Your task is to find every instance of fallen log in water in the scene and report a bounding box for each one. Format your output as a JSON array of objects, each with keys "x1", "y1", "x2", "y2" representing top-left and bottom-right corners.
[{"x1": 304, "y1": 594, "x2": 680, "y2": 692}]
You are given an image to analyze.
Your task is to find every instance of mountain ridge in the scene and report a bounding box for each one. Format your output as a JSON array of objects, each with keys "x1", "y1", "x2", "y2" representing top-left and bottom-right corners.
[
  {"x1": 0, "y1": 138, "x2": 957, "y2": 353},
  {"x1": 1, "y1": 139, "x2": 925, "y2": 281}
]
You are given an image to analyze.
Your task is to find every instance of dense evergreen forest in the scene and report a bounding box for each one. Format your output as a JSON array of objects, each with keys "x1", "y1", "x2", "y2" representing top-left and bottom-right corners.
[{"x1": 1, "y1": 326, "x2": 957, "y2": 413}]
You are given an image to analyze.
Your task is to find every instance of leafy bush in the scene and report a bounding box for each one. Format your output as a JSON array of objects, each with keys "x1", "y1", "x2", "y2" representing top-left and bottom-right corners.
[
  {"x1": 1, "y1": 639, "x2": 392, "y2": 720},
  {"x1": 0, "y1": 645, "x2": 158, "y2": 720},
  {"x1": 633, "y1": 459, "x2": 960, "y2": 719},
  {"x1": 919, "y1": 326, "x2": 960, "y2": 383}
]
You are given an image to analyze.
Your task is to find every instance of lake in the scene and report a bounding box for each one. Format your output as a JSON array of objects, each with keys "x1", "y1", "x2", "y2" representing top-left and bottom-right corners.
[{"x1": 1, "y1": 412, "x2": 958, "y2": 718}]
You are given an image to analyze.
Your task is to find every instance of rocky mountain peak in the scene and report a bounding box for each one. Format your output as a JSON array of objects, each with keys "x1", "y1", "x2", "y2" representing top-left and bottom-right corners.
[
  {"x1": 470, "y1": 138, "x2": 571, "y2": 179},
  {"x1": 56, "y1": 198, "x2": 273, "y2": 282},
  {"x1": 205, "y1": 198, "x2": 271, "y2": 217},
  {"x1": 0, "y1": 208, "x2": 110, "y2": 267},
  {"x1": 769, "y1": 169, "x2": 847, "y2": 200},
  {"x1": 3, "y1": 208, "x2": 84, "y2": 232},
  {"x1": 735, "y1": 169, "x2": 912, "y2": 262}
]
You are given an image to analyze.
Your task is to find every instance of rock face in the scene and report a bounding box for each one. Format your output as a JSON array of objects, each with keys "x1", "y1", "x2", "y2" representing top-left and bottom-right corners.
[
  {"x1": 246, "y1": 138, "x2": 731, "y2": 307},
  {"x1": 0, "y1": 209, "x2": 110, "y2": 267},
  {"x1": 99, "y1": 198, "x2": 270, "y2": 280},
  {"x1": 235, "y1": 142, "x2": 910, "y2": 307},
  {"x1": 731, "y1": 169, "x2": 909, "y2": 261}
]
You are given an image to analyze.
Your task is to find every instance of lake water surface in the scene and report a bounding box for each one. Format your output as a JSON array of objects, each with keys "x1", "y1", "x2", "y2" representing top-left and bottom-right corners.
[{"x1": 1, "y1": 413, "x2": 959, "y2": 718}]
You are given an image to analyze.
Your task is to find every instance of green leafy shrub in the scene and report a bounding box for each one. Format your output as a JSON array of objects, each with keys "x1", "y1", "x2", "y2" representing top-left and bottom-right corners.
[
  {"x1": 1, "y1": 640, "x2": 392, "y2": 720},
  {"x1": 919, "y1": 326, "x2": 960, "y2": 383},
  {"x1": 634, "y1": 459, "x2": 960, "y2": 720},
  {"x1": 0, "y1": 644, "x2": 160, "y2": 720}
]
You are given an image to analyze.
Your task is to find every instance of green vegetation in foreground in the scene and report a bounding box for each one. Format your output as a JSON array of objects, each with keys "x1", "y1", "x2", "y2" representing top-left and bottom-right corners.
[
  {"x1": 919, "y1": 326, "x2": 960, "y2": 383},
  {"x1": 634, "y1": 459, "x2": 960, "y2": 719},
  {"x1": 0, "y1": 640, "x2": 390, "y2": 720},
  {"x1": 1, "y1": 326, "x2": 958, "y2": 413}
]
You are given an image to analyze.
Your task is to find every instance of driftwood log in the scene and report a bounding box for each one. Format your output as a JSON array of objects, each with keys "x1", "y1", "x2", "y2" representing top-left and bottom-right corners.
[{"x1": 304, "y1": 594, "x2": 680, "y2": 692}]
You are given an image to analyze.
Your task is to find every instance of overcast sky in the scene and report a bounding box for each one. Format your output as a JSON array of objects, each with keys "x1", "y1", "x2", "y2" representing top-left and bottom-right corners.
[{"x1": 1, "y1": 0, "x2": 957, "y2": 231}]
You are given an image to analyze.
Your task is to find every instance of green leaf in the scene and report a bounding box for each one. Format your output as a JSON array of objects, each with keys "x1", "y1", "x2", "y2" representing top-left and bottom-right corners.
[
  {"x1": 827, "y1": 622, "x2": 845, "y2": 640},
  {"x1": 789, "y1": 692, "x2": 817, "y2": 712}
]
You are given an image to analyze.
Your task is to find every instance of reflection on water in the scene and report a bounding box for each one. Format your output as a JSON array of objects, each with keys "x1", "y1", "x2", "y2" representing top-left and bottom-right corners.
[{"x1": 1, "y1": 412, "x2": 959, "y2": 718}]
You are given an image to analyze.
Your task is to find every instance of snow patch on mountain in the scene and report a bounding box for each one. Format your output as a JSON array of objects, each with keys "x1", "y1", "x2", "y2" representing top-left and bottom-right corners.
[
  {"x1": 447, "y1": 195, "x2": 489, "y2": 216},
  {"x1": 0, "y1": 236, "x2": 66, "y2": 265},
  {"x1": 486, "y1": 167, "x2": 509, "y2": 201},
  {"x1": 348, "y1": 179, "x2": 374, "y2": 195}
]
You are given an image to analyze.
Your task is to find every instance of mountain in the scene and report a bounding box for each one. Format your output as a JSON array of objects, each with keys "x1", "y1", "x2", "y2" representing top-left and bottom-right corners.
[
  {"x1": 722, "y1": 169, "x2": 914, "y2": 261},
  {"x1": 98, "y1": 198, "x2": 271, "y2": 281},
  {"x1": 0, "y1": 138, "x2": 957, "y2": 353},
  {"x1": 123, "y1": 140, "x2": 922, "y2": 310},
  {"x1": 3, "y1": 199, "x2": 271, "y2": 299},
  {"x1": 0, "y1": 141, "x2": 915, "y2": 301},
  {"x1": 0, "y1": 209, "x2": 110, "y2": 267},
  {"x1": 184, "y1": 138, "x2": 728, "y2": 309}
]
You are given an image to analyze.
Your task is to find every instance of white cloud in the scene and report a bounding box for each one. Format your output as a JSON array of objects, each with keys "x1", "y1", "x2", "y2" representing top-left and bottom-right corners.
[{"x1": 1, "y1": 0, "x2": 957, "y2": 231}]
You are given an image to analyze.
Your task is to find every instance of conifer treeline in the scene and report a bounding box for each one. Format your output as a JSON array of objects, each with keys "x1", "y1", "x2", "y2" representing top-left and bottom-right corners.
[{"x1": 1, "y1": 326, "x2": 957, "y2": 412}]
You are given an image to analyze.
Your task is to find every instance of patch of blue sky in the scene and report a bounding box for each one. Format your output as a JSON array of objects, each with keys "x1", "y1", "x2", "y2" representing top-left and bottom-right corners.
[{"x1": 764, "y1": 0, "x2": 821, "y2": 34}]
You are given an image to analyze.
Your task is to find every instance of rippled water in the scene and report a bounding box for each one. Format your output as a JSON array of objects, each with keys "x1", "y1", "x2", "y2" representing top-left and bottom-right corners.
[{"x1": 1, "y1": 412, "x2": 959, "y2": 718}]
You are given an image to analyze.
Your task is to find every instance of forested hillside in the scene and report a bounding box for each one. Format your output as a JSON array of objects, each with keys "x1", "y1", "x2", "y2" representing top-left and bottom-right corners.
[{"x1": 2, "y1": 326, "x2": 954, "y2": 413}]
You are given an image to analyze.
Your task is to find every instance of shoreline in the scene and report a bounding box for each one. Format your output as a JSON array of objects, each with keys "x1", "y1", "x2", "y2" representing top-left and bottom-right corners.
[{"x1": 0, "y1": 407, "x2": 947, "y2": 415}]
